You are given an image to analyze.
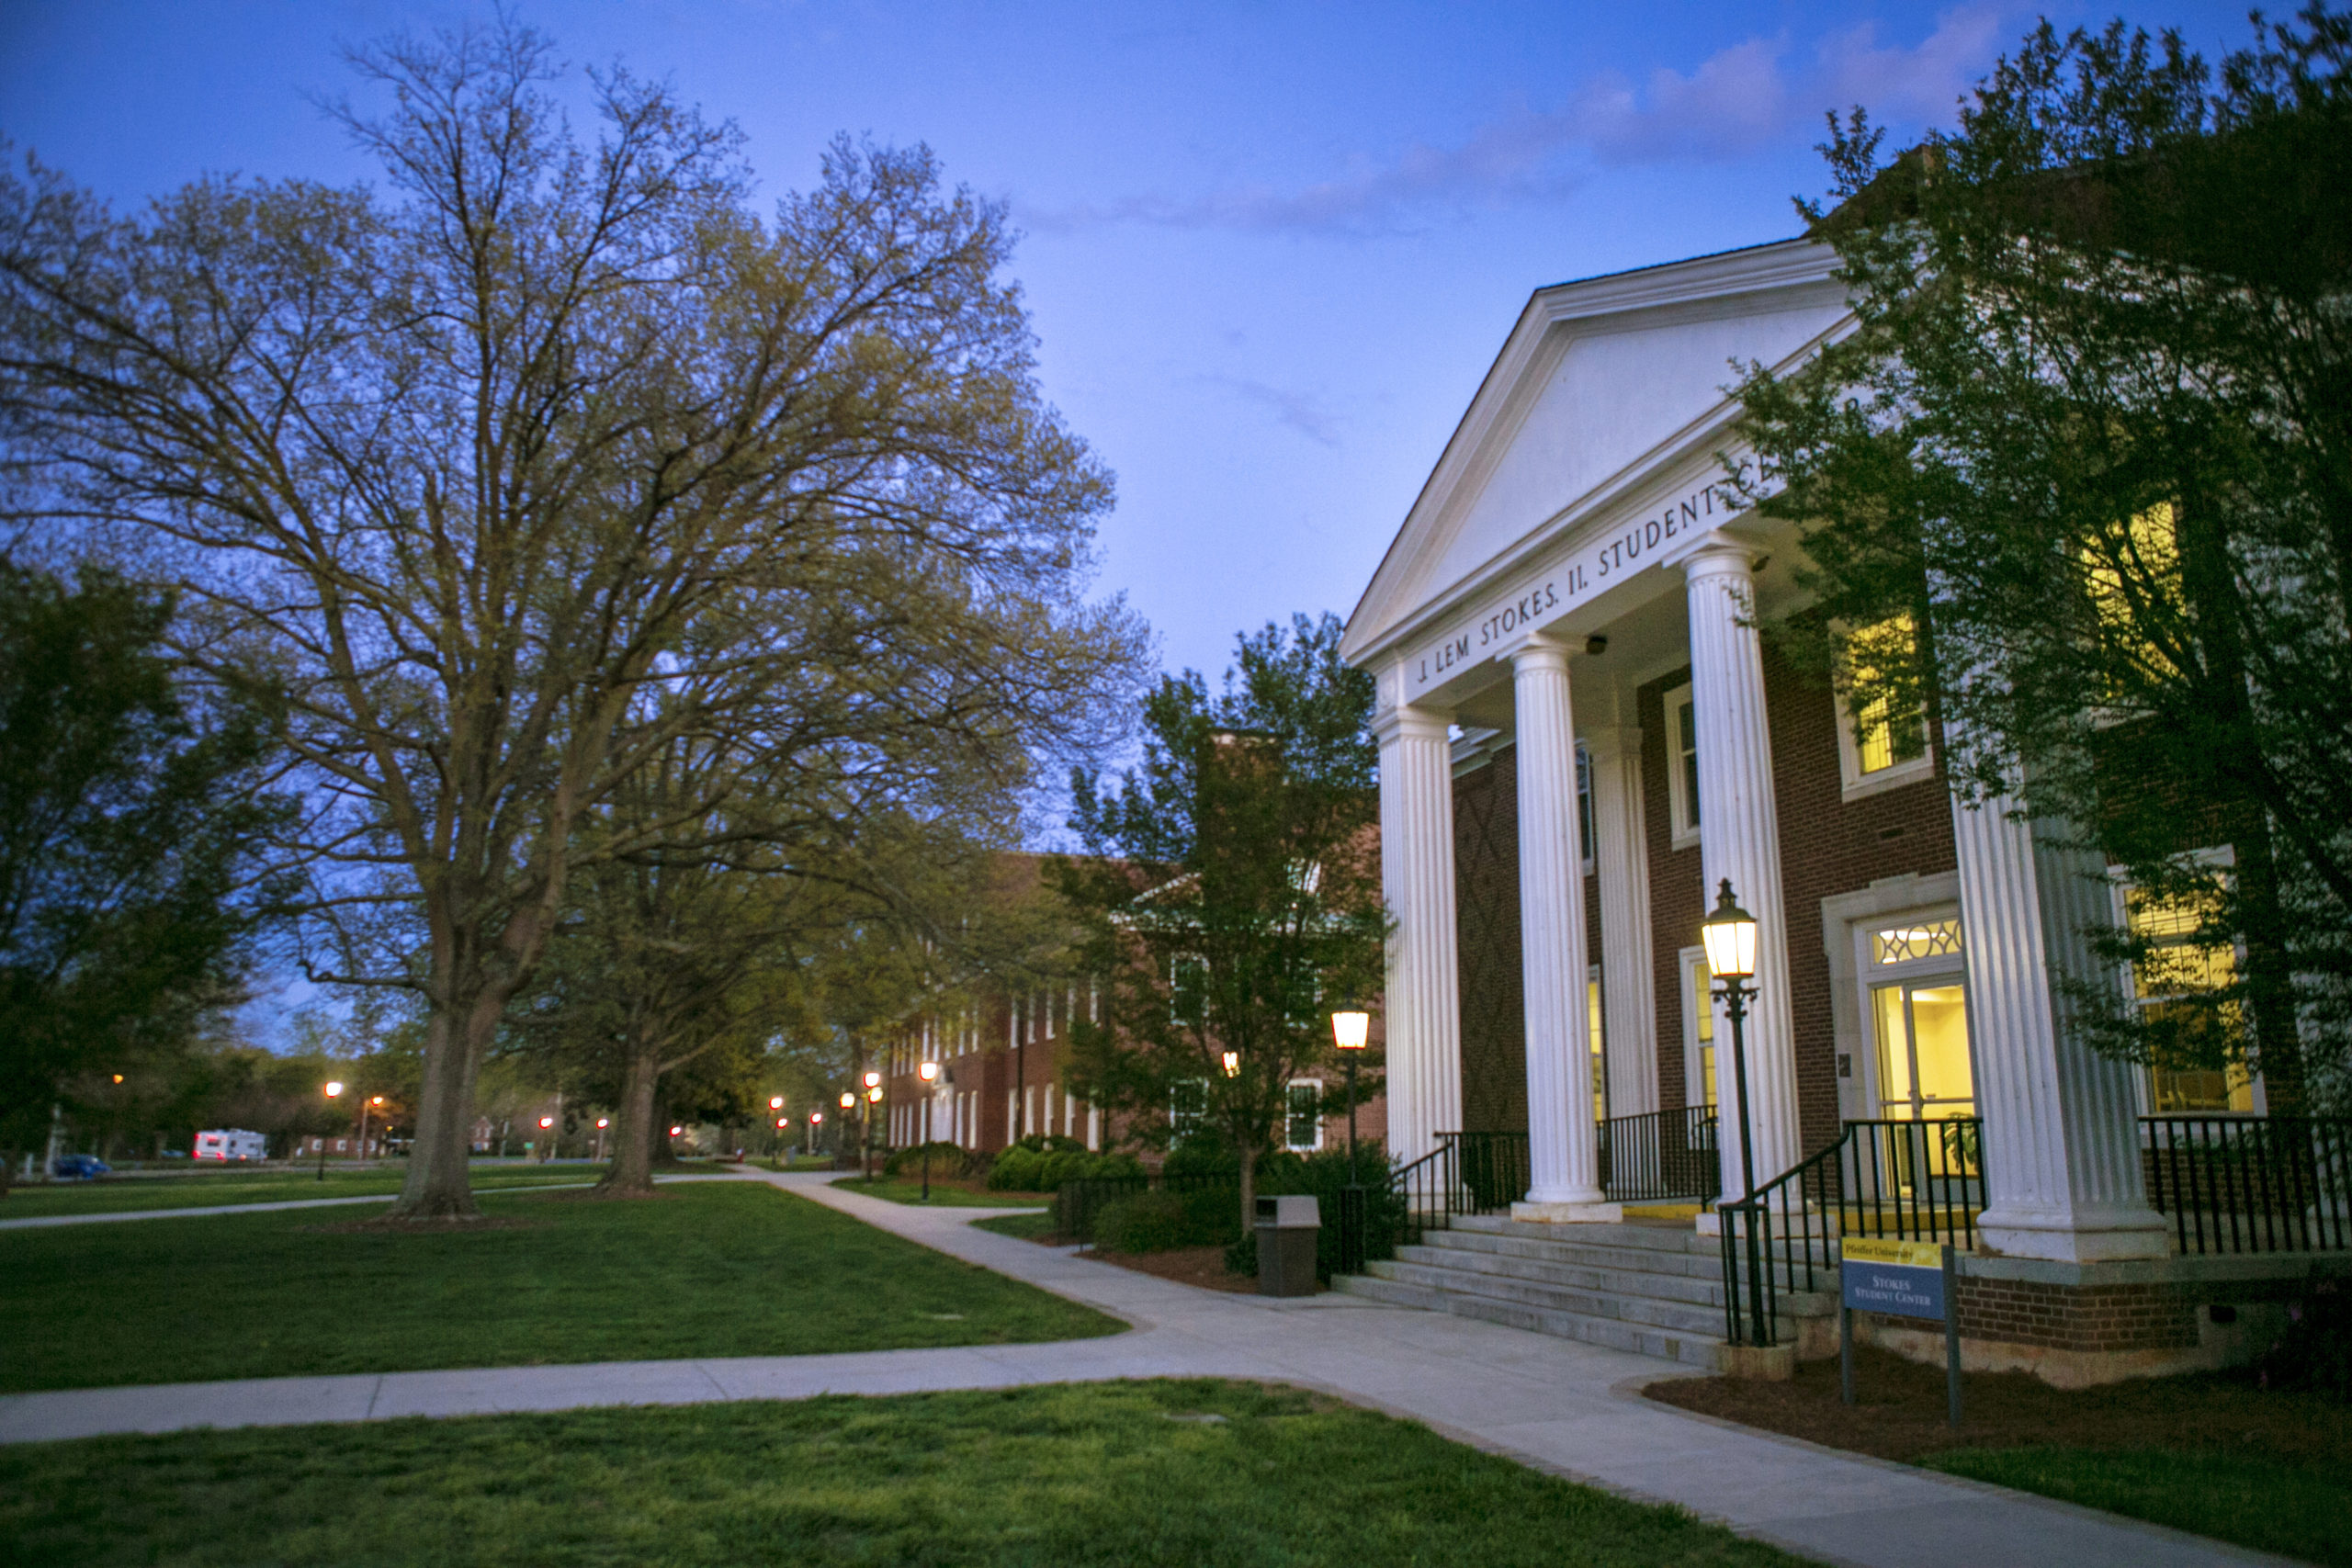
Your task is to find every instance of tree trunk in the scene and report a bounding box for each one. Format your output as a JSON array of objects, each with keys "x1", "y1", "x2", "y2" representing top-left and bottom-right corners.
[
  {"x1": 389, "y1": 999, "x2": 494, "y2": 1220},
  {"x1": 1237, "y1": 1139, "x2": 1259, "y2": 1243},
  {"x1": 597, "y1": 1039, "x2": 665, "y2": 1198},
  {"x1": 2233, "y1": 809, "x2": 2304, "y2": 1113}
]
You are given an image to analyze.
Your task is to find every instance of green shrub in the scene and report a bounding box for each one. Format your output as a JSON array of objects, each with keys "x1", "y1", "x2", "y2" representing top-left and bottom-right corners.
[
  {"x1": 881, "y1": 1141, "x2": 964, "y2": 1179},
  {"x1": 1092, "y1": 1191, "x2": 1187, "y2": 1253},
  {"x1": 986, "y1": 1145, "x2": 1046, "y2": 1191}
]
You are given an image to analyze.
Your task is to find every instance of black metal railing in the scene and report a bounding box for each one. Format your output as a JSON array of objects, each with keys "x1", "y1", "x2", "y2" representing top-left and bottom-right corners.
[
  {"x1": 1372, "y1": 1130, "x2": 1529, "y2": 1256},
  {"x1": 1599, "y1": 1107, "x2": 1721, "y2": 1203},
  {"x1": 1052, "y1": 1168, "x2": 1238, "y2": 1244},
  {"x1": 2142, "y1": 1115, "x2": 2352, "y2": 1256},
  {"x1": 1719, "y1": 1117, "x2": 1984, "y2": 1348}
]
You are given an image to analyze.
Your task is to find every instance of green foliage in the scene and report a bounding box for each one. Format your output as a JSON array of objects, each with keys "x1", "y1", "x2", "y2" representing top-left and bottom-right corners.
[
  {"x1": 1092, "y1": 1187, "x2": 1237, "y2": 1253},
  {"x1": 0, "y1": 1382, "x2": 1811, "y2": 1568},
  {"x1": 0, "y1": 565, "x2": 289, "y2": 1153},
  {"x1": 1054, "y1": 614, "x2": 1386, "y2": 1224},
  {"x1": 1734, "y1": 7, "x2": 2352, "y2": 1104},
  {"x1": 984, "y1": 1142, "x2": 1137, "y2": 1192},
  {"x1": 881, "y1": 1141, "x2": 970, "y2": 1179},
  {"x1": 0, "y1": 1182, "x2": 1118, "y2": 1393},
  {"x1": 2251, "y1": 1282, "x2": 2352, "y2": 1403}
]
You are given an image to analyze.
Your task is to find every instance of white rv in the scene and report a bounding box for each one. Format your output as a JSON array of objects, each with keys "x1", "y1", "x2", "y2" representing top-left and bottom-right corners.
[{"x1": 193, "y1": 1128, "x2": 268, "y2": 1162}]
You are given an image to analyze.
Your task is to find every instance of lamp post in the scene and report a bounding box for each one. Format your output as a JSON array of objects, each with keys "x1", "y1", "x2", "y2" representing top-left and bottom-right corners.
[
  {"x1": 537, "y1": 1115, "x2": 555, "y2": 1163},
  {"x1": 319, "y1": 1081, "x2": 345, "y2": 1179},
  {"x1": 1699, "y1": 879, "x2": 1762, "y2": 1202},
  {"x1": 769, "y1": 1097, "x2": 786, "y2": 1170},
  {"x1": 1701, "y1": 878, "x2": 1770, "y2": 1348},
  {"x1": 808, "y1": 1110, "x2": 822, "y2": 1158},
  {"x1": 594, "y1": 1117, "x2": 609, "y2": 1163},
  {"x1": 917, "y1": 1061, "x2": 940, "y2": 1201},
  {"x1": 865, "y1": 1083, "x2": 883, "y2": 1181},
  {"x1": 356, "y1": 1095, "x2": 384, "y2": 1163},
  {"x1": 1331, "y1": 1005, "x2": 1371, "y2": 1273}
]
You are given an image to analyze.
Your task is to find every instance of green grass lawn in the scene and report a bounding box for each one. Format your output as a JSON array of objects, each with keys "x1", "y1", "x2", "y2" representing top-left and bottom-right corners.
[
  {"x1": 969, "y1": 1210, "x2": 1059, "y2": 1240},
  {"x1": 0, "y1": 1380, "x2": 1804, "y2": 1568},
  {"x1": 0, "y1": 1166, "x2": 602, "y2": 1219},
  {"x1": 831, "y1": 1176, "x2": 1056, "y2": 1208},
  {"x1": 0, "y1": 1182, "x2": 1117, "y2": 1393},
  {"x1": 1924, "y1": 1446, "x2": 2352, "y2": 1567}
]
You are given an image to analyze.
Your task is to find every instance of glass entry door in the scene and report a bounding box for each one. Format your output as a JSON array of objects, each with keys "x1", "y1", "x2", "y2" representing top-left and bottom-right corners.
[{"x1": 1870, "y1": 981, "x2": 1973, "y2": 1122}]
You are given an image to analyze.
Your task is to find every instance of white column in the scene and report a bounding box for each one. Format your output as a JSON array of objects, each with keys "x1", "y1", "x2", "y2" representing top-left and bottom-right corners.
[
  {"x1": 1588, "y1": 722, "x2": 1659, "y2": 1119},
  {"x1": 1375, "y1": 697, "x2": 1463, "y2": 1166},
  {"x1": 1683, "y1": 540, "x2": 1801, "y2": 1195},
  {"x1": 1508, "y1": 642, "x2": 1616, "y2": 1219},
  {"x1": 1952, "y1": 779, "x2": 2169, "y2": 1260}
]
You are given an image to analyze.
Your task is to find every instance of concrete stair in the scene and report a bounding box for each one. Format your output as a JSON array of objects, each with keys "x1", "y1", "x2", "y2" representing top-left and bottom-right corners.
[{"x1": 1334, "y1": 1213, "x2": 1838, "y2": 1369}]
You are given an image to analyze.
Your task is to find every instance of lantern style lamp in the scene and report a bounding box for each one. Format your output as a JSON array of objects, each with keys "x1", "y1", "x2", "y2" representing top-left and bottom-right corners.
[
  {"x1": 1700, "y1": 879, "x2": 1763, "y2": 1202},
  {"x1": 318, "y1": 1081, "x2": 345, "y2": 1179},
  {"x1": 1220, "y1": 1050, "x2": 1240, "y2": 1078},
  {"x1": 916, "y1": 1060, "x2": 942, "y2": 1200},
  {"x1": 1331, "y1": 1005, "x2": 1370, "y2": 1185}
]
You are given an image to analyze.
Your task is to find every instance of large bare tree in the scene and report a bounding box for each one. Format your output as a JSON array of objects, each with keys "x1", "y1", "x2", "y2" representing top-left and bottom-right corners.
[{"x1": 0, "y1": 19, "x2": 1137, "y2": 1217}]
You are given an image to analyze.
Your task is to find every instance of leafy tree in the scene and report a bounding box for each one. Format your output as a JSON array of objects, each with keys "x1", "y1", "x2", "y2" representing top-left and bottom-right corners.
[
  {"x1": 1733, "y1": 7, "x2": 2352, "y2": 1108},
  {"x1": 0, "y1": 17, "x2": 1139, "y2": 1216},
  {"x1": 0, "y1": 563, "x2": 287, "y2": 1176},
  {"x1": 1055, "y1": 614, "x2": 1386, "y2": 1226}
]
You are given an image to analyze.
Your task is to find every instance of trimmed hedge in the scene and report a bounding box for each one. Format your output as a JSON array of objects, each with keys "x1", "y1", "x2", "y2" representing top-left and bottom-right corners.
[
  {"x1": 986, "y1": 1141, "x2": 1141, "y2": 1193},
  {"x1": 1093, "y1": 1186, "x2": 1238, "y2": 1253}
]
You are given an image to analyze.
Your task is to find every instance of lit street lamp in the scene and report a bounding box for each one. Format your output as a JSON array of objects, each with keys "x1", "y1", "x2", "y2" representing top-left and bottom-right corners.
[
  {"x1": 356, "y1": 1094, "x2": 385, "y2": 1162},
  {"x1": 594, "y1": 1117, "x2": 609, "y2": 1162},
  {"x1": 1699, "y1": 879, "x2": 1762, "y2": 1202},
  {"x1": 917, "y1": 1060, "x2": 940, "y2": 1201},
  {"x1": 808, "y1": 1110, "x2": 822, "y2": 1158},
  {"x1": 770, "y1": 1096, "x2": 787, "y2": 1170},
  {"x1": 319, "y1": 1081, "x2": 345, "y2": 1180},
  {"x1": 537, "y1": 1114, "x2": 555, "y2": 1163},
  {"x1": 1331, "y1": 1004, "x2": 1371, "y2": 1272},
  {"x1": 865, "y1": 1084, "x2": 883, "y2": 1180},
  {"x1": 1221, "y1": 1050, "x2": 1240, "y2": 1078}
]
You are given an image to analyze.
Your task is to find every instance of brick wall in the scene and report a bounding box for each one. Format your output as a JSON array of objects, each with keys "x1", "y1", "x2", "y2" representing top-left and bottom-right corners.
[
  {"x1": 1951, "y1": 1275, "x2": 2201, "y2": 1354},
  {"x1": 1454, "y1": 750, "x2": 1528, "y2": 1134},
  {"x1": 1640, "y1": 670, "x2": 1702, "y2": 1112}
]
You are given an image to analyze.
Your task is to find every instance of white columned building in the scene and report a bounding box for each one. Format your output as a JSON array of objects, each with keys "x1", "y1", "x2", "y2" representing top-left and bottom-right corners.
[
  {"x1": 1674, "y1": 536, "x2": 1802, "y2": 1195},
  {"x1": 1507, "y1": 640, "x2": 1615, "y2": 1218},
  {"x1": 1374, "y1": 694, "x2": 1463, "y2": 1168},
  {"x1": 1586, "y1": 719, "x2": 1659, "y2": 1120},
  {"x1": 1949, "y1": 778, "x2": 2170, "y2": 1261}
]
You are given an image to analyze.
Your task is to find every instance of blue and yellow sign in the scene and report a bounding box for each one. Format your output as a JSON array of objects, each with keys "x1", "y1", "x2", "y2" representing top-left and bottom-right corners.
[{"x1": 1840, "y1": 1236, "x2": 1947, "y2": 1320}]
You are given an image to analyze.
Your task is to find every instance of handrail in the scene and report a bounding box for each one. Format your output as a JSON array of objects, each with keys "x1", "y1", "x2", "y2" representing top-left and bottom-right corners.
[
  {"x1": 2142, "y1": 1115, "x2": 2352, "y2": 1255},
  {"x1": 1718, "y1": 1117, "x2": 1984, "y2": 1348},
  {"x1": 1600, "y1": 1107, "x2": 1721, "y2": 1203}
]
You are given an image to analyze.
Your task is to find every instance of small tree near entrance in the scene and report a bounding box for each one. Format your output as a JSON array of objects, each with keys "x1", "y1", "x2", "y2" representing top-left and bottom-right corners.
[{"x1": 1055, "y1": 615, "x2": 1385, "y2": 1231}]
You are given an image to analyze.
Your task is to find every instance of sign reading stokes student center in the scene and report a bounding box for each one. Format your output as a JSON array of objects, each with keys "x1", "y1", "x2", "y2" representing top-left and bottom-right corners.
[{"x1": 1404, "y1": 477, "x2": 1740, "y2": 700}]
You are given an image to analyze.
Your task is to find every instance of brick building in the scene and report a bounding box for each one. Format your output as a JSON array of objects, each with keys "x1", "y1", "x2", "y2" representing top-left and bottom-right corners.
[{"x1": 1338, "y1": 237, "x2": 2339, "y2": 1384}]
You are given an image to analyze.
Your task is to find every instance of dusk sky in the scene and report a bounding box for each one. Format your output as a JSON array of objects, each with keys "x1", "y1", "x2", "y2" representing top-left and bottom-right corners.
[{"x1": 2, "y1": 0, "x2": 2264, "y2": 684}]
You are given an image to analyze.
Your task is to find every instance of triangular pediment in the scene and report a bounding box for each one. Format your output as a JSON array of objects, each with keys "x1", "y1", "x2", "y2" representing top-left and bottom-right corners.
[{"x1": 1343, "y1": 240, "x2": 1849, "y2": 669}]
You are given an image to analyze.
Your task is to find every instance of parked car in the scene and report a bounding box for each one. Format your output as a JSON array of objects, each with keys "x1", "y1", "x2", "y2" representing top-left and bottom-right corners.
[{"x1": 51, "y1": 1154, "x2": 111, "y2": 1180}]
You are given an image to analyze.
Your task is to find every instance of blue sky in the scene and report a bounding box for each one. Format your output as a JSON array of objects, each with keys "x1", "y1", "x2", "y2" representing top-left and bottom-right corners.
[{"x1": 1, "y1": 0, "x2": 2262, "y2": 684}]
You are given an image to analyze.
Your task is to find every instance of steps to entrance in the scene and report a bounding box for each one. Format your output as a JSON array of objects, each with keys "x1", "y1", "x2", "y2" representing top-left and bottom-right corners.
[{"x1": 1334, "y1": 1213, "x2": 1836, "y2": 1369}]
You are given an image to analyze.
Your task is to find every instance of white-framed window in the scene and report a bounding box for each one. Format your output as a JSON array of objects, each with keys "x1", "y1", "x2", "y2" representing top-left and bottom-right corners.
[
  {"x1": 1170, "y1": 1077, "x2": 1208, "y2": 1143},
  {"x1": 1835, "y1": 615, "x2": 1935, "y2": 799},
  {"x1": 1285, "y1": 1079, "x2": 1324, "y2": 1151},
  {"x1": 1855, "y1": 911, "x2": 1973, "y2": 1123},
  {"x1": 1170, "y1": 954, "x2": 1207, "y2": 1028},
  {"x1": 1665, "y1": 684, "x2": 1701, "y2": 850},
  {"x1": 1679, "y1": 944, "x2": 1716, "y2": 1110},
  {"x1": 1587, "y1": 964, "x2": 1607, "y2": 1122},
  {"x1": 1576, "y1": 741, "x2": 1596, "y2": 869},
  {"x1": 2113, "y1": 859, "x2": 2258, "y2": 1114}
]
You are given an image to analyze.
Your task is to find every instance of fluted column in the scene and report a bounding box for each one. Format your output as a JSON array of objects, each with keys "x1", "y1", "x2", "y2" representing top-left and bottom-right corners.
[
  {"x1": 1683, "y1": 540, "x2": 1801, "y2": 1196},
  {"x1": 1508, "y1": 642, "x2": 1615, "y2": 1218},
  {"x1": 1375, "y1": 699, "x2": 1463, "y2": 1167},
  {"x1": 1588, "y1": 723, "x2": 1659, "y2": 1119},
  {"x1": 1951, "y1": 774, "x2": 2169, "y2": 1260}
]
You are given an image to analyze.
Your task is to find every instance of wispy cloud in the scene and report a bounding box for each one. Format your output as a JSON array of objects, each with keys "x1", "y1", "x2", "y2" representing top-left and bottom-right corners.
[
  {"x1": 1199, "y1": 374, "x2": 1343, "y2": 447},
  {"x1": 1021, "y1": 6, "x2": 2005, "y2": 237}
]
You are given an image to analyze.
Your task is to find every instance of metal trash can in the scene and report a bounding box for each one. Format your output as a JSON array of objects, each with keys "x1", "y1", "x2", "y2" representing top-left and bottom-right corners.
[{"x1": 1254, "y1": 1194, "x2": 1321, "y2": 1297}]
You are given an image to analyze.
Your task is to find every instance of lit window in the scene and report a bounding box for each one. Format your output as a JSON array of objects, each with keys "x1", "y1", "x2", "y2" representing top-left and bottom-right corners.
[
  {"x1": 1871, "y1": 919, "x2": 1962, "y2": 965},
  {"x1": 1587, "y1": 967, "x2": 1606, "y2": 1122},
  {"x1": 1844, "y1": 615, "x2": 1928, "y2": 774},
  {"x1": 2126, "y1": 884, "x2": 2252, "y2": 1113},
  {"x1": 2084, "y1": 502, "x2": 2186, "y2": 690},
  {"x1": 1689, "y1": 954, "x2": 1716, "y2": 1109}
]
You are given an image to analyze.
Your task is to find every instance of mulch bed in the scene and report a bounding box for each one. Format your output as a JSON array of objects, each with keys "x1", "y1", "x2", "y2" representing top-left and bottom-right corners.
[
  {"x1": 1076, "y1": 1242, "x2": 1264, "y2": 1295},
  {"x1": 1646, "y1": 1344, "x2": 2352, "y2": 1466}
]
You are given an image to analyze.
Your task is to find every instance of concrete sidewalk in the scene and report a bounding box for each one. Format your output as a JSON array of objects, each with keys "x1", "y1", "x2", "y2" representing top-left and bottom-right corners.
[{"x1": 0, "y1": 1169, "x2": 2281, "y2": 1568}]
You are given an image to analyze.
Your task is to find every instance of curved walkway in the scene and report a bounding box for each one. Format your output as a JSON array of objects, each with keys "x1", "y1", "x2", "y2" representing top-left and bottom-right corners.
[{"x1": 0, "y1": 1168, "x2": 2281, "y2": 1568}]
